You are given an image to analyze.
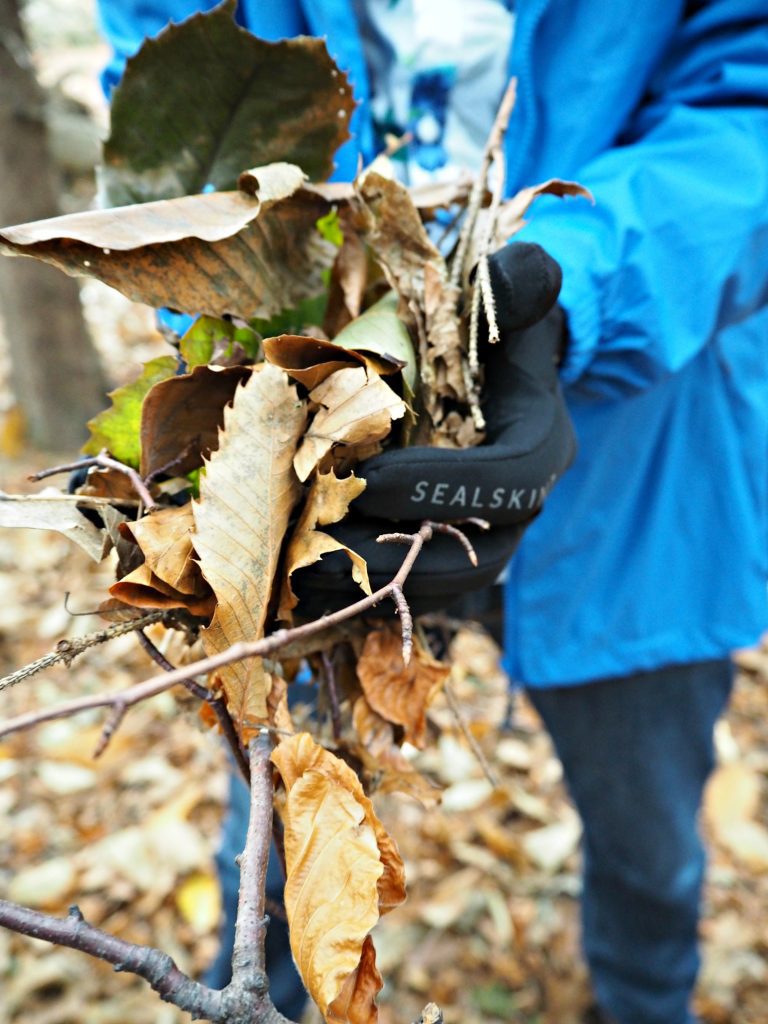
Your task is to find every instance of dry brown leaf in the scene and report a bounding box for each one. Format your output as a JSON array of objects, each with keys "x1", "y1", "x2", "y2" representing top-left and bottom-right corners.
[
  {"x1": 492, "y1": 178, "x2": 594, "y2": 247},
  {"x1": 109, "y1": 562, "x2": 216, "y2": 619},
  {"x1": 271, "y1": 733, "x2": 405, "y2": 1024},
  {"x1": 279, "y1": 470, "x2": 370, "y2": 621},
  {"x1": 264, "y1": 335, "x2": 367, "y2": 390},
  {"x1": 352, "y1": 698, "x2": 441, "y2": 805},
  {"x1": 328, "y1": 936, "x2": 382, "y2": 1024},
  {"x1": 140, "y1": 364, "x2": 251, "y2": 480},
  {"x1": 0, "y1": 167, "x2": 334, "y2": 321},
  {"x1": 0, "y1": 490, "x2": 109, "y2": 562},
  {"x1": 121, "y1": 505, "x2": 205, "y2": 597},
  {"x1": 272, "y1": 732, "x2": 406, "y2": 913},
  {"x1": 357, "y1": 628, "x2": 450, "y2": 749},
  {"x1": 192, "y1": 366, "x2": 306, "y2": 729},
  {"x1": 294, "y1": 367, "x2": 406, "y2": 483},
  {"x1": 355, "y1": 171, "x2": 441, "y2": 307}
]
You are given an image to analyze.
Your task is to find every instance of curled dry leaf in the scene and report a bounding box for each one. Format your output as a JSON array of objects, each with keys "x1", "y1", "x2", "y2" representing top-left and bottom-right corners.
[
  {"x1": 193, "y1": 365, "x2": 306, "y2": 730},
  {"x1": 264, "y1": 335, "x2": 367, "y2": 391},
  {"x1": 0, "y1": 170, "x2": 334, "y2": 321},
  {"x1": 279, "y1": 470, "x2": 371, "y2": 622},
  {"x1": 119, "y1": 504, "x2": 205, "y2": 598},
  {"x1": 140, "y1": 364, "x2": 251, "y2": 480},
  {"x1": 352, "y1": 697, "x2": 441, "y2": 806},
  {"x1": 294, "y1": 367, "x2": 406, "y2": 483},
  {"x1": 109, "y1": 561, "x2": 216, "y2": 619},
  {"x1": 0, "y1": 490, "x2": 109, "y2": 562},
  {"x1": 357, "y1": 627, "x2": 450, "y2": 748},
  {"x1": 271, "y1": 733, "x2": 406, "y2": 1024}
]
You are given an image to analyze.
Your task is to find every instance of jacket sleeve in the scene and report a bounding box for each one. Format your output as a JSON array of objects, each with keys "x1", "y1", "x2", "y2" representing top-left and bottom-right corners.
[{"x1": 519, "y1": 2, "x2": 768, "y2": 397}]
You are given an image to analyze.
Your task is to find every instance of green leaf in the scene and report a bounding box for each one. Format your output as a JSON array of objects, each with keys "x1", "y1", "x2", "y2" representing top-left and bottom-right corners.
[
  {"x1": 99, "y1": 0, "x2": 356, "y2": 206},
  {"x1": 250, "y1": 291, "x2": 330, "y2": 339},
  {"x1": 316, "y1": 209, "x2": 344, "y2": 248},
  {"x1": 332, "y1": 293, "x2": 417, "y2": 392},
  {"x1": 180, "y1": 316, "x2": 260, "y2": 368},
  {"x1": 83, "y1": 355, "x2": 178, "y2": 467}
]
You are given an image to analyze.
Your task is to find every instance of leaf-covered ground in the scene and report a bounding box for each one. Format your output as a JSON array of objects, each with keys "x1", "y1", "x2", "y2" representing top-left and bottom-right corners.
[
  {"x1": 0, "y1": 454, "x2": 766, "y2": 1024},
  {"x1": 0, "y1": 3, "x2": 766, "y2": 1021}
]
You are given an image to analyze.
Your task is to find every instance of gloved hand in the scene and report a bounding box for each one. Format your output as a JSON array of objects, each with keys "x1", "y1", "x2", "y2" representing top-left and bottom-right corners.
[{"x1": 293, "y1": 241, "x2": 577, "y2": 616}]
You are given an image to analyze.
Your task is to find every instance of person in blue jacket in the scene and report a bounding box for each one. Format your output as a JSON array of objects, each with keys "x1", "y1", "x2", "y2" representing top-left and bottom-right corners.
[{"x1": 96, "y1": 3, "x2": 768, "y2": 1023}]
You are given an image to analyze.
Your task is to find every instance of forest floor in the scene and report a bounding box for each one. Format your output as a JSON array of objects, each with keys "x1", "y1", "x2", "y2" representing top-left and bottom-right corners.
[{"x1": 0, "y1": 2, "x2": 767, "y2": 1022}]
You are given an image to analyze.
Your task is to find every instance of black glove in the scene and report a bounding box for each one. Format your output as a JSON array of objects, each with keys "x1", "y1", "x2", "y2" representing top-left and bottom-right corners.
[{"x1": 293, "y1": 242, "x2": 577, "y2": 616}]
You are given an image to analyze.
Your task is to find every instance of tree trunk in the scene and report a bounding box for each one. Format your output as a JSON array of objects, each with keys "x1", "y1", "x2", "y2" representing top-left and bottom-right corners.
[{"x1": 0, "y1": 0, "x2": 107, "y2": 451}]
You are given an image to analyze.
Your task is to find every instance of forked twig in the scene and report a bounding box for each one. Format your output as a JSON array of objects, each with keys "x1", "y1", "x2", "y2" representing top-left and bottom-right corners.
[
  {"x1": 31, "y1": 450, "x2": 158, "y2": 511},
  {"x1": 0, "y1": 521, "x2": 481, "y2": 742},
  {"x1": 0, "y1": 611, "x2": 165, "y2": 693}
]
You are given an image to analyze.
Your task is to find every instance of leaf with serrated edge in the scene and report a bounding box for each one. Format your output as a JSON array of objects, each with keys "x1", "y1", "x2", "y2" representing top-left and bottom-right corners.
[
  {"x1": 271, "y1": 734, "x2": 405, "y2": 1024},
  {"x1": 332, "y1": 293, "x2": 416, "y2": 392},
  {"x1": 279, "y1": 470, "x2": 370, "y2": 621},
  {"x1": 294, "y1": 367, "x2": 405, "y2": 483},
  {"x1": 100, "y1": 1, "x2": 354, "y2": 204},
  {"x1": 193, "y1": 366, "x2": 306, "y2": 728}
]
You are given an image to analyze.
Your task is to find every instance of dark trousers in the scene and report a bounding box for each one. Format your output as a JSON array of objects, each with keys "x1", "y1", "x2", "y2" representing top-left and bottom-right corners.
[
  {"x1": 206, "y1": 659, "x2": 732, "y2": 1024},
  {"x1": 527, "y1": 659, "x2": 733, "y2": 1024}
]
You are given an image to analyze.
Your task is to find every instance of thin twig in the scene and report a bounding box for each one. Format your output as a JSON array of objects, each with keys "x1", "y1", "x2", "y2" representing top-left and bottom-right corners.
[
  {"x1": 390, "y1": 584, "x2": 413, "y2": 665},
  {"x1": 448, "y1": 77, "x2": 517, "y2": 289},
  {"x1": 0, "y1": 611, "x2": 165, "y2": 693},
  {"x1": 443, "y1": 679, "x2": 500, "y2": 788},
  {"x1": 31, "y1": 450, "x2": 158, "y2": 511},
  {"x1": 0, "y1": 521, "x2": 477, "y2": 741},
  {"x1": 136, "y1": 628, "x2": 250, "y2": 784},
  {"x1": 321, "y1": 650, "x2": 342, "y2": 743},
  {"x1": 231, "y1": 733, "x2": 273, "y2": 985}
]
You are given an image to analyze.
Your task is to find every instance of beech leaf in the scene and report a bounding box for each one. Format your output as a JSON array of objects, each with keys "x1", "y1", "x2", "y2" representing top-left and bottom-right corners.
[
  {"x1": 271, "y1": 734, "x2": 406, "y2": 1024},
  {"x1": 357, "y1": 628, "x2": 450, "y2": 748},
  {"x1": 83, "y1": 355, "x2": 178, "y2": 468},
  {"x1": 0, "y1": 175, "x2": 335, "y2": 322},
  {"x1": 192, "y1": 366, "x2": 306, "y2": 728},
  {"x1": 100, "y1": 1, "x2": 355, "y2": 205},
  {"x1": 294, "y1": 367, "x2": 406, "y2": 483},
  {"x1": 279, "y1": 470, "x2": 370, "y2": 621}
]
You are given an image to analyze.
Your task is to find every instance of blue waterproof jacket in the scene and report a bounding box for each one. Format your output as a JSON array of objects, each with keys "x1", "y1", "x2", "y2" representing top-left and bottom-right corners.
[{"x1": 98, "y1": 0, "x2": 768, "y2": 686}]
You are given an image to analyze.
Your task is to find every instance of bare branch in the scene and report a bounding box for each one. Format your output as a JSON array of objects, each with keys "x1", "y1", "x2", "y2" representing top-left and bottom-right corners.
[
  {"x1": 31, "y1": 450, "x2": 158, "y2": 511},
  {"x1": 136, "y1": 628, "x2": 251, "y2": 784},
  {"x1": 321, "y1": 649, "x2": 343, "y2": 743},
  {"x1": 0, "y1": 900, "x2": 227, "y2": 1019},
  {"x1": 0, "y1": 611, "x2": 165, "y2": 693},
  {"x1": 0, "y1": 521, "x2": 477, "y2": 742}
]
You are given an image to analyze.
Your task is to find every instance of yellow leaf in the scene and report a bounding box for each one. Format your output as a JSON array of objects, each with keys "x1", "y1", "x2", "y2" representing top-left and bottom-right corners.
[
  {"x1": 271, "y1": 734, "x2": 406, "y2": 1024},
  {"x1": 279, "y1": 469, "x2": 370, "y2": 621},
  {"x1": 293, "y1": 367, "x2": 405, "y2": 483},
  {"x1": 176, "y1": 872, "x2": 221, "y2": 933},
  {"x1": 193, "y1": 366, "x2": 306, "y2": 730},
  {"x1": 357, "y1": 628, "x2": 449, "y2": 748}
]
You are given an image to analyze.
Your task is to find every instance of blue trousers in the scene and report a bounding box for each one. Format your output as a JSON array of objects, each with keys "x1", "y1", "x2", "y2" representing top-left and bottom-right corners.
[
  {"x1": 527, "y1": 659, "x2": 733, "y2": 1024},
  {"x1": 206, "y1": 660, "x2": 731, "y2": 1024}
]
